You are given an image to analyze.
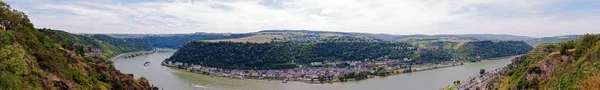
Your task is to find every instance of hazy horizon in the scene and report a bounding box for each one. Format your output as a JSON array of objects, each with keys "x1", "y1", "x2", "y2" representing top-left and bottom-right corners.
[
  {"x1": 75, "y1": 29, "x2": 585, "y2": 38},
  {"x1": 6, "y1": 0, "x2": 600, "y2": 37}
]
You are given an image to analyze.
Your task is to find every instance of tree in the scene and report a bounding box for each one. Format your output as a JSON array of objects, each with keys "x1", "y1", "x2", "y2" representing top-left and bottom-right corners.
[
  {"x1": 318, "y1": 74, "x2": 325, "y2": 83},
  {"x1": 338, "y1": 76, "x2": 346, "y2": 82},
  {"x1": 479, "y1": 69, "x2": 486, "y2": 75}
]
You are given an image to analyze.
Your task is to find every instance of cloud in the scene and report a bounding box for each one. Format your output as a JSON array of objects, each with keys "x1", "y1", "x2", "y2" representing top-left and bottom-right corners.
[{"x1": 4, "y1": 0, "x2": 600, "y2": 37}]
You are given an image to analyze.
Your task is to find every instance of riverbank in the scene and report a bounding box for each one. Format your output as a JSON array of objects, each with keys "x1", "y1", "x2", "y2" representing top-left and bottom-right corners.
[
  {"x1": 109, "y1": 49, "x2": 157, "y2": 62},
  {"x1": 441, "y1": 55, "x2": 522, "y2": 90},
  {"x1": 162, "y1": 60, "x2": 475, "y2": 84},
  {"x1": 140, "y1": 48, "x2": 521, "y2": 84},
  {"x1": 114, "y1": 49, "x2": 517, "y2": 90},
  {"x1": 162, "y1": 61, "x2": 468, "y2": 84}
]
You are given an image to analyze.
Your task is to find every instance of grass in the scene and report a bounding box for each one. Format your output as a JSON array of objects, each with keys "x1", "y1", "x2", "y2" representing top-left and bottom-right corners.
[{"x1": 582, "y1": 73, "x2": 600, "y2": 90}]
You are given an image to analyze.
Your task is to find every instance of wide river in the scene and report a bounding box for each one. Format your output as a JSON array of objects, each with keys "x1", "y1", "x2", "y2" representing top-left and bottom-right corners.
[{"x1": 115, "y1": 49, "x2": 515, "y2": 90}]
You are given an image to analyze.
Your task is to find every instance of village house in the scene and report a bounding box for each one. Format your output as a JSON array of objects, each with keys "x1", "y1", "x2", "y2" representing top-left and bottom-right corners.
[
  {"x1": 84, "y1": 47, "x2": 103, "y2": 58},
  {"x1": 310, "y1": 62, "x2": 322, "y2": 66}
]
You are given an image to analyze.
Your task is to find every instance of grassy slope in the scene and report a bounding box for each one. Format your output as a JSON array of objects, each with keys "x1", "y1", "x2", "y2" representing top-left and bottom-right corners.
[{"x1": 492, "y1": 34, "x2": 600, "y2": 89}]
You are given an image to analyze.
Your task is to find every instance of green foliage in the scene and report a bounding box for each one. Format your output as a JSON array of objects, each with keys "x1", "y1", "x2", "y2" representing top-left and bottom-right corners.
[
  {"x1": 0, "y1": 30, "x2": 13, "y2": 47},
  {"x1": 479, "y1": 69, "x2": 485, "y2": 75},
  {"x1": 0, "y1": 46, "x2": 28, "y2": 89},
  {"x1": 0, "y1": 46, "x2": 29, "y2": 75},
  {"x1": 0, "y1": 72, "x2": 20, "y2": 90},
  {"x1": 338, "y1": 76, "x2": 346, "y2": 82},
  {"x1": 374, "y1": 67, "x2": 391, "y2": 76},
  {"x1": 415, "y1": 50, "x2": 453, "y2": 63}
]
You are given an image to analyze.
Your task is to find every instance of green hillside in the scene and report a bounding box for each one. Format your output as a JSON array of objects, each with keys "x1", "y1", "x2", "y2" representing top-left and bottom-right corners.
[
  {"x1": 167, "y1": 41, "x2": 416, "y2": 69},
  {"x1": 450, "y1": 34, "x2": 600, "y2": 90},
  {"x1": 166, "y1": 40, "x2": 532, "y2": 70},
  {"x1": 454, "y1": 41, "x2": 533, "y2": 60},
  {"x1": 40, "y1": 29, "x2": 153, "y2": 59},
  {"x1": 0, "y1": 2, "x2": 157, "y2": 89},
  {"x1": 498, "y1": 34, "x2": 600, "y2": 89}
]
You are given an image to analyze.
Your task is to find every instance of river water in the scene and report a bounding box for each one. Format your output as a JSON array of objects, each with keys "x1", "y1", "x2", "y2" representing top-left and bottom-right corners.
[{"x1": 114, "y1": 49, "x2": 514, "y2": 90}]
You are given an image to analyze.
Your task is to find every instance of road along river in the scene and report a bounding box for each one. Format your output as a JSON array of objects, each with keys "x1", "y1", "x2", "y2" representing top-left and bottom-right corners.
[{"x1": 114, "y1": 49, "x2": 515, "y2": 90}]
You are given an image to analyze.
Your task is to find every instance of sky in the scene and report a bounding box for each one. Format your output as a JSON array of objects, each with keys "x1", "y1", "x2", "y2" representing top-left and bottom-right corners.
[{"x1": 4, "y1": 0, "x2": 600, "y2": 37}]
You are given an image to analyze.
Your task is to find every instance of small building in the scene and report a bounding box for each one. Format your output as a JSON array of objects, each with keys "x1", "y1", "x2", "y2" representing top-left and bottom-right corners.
[{"x1": 311, "y1": 62, "x2": 323, "y2": 66}]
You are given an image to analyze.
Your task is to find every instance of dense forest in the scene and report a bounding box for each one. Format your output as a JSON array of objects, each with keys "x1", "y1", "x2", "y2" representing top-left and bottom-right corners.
[
  {"x1": 145, "y1": 33, "x2": 253, "y2": 48},
  {"x1": 169, "y1": 40, "x2": 534, "y2": 70},
  {"x1": 167, "y1": 41, "x2": 417, "y2": 69},
  {"x1": 454, "y1": 41, "x2": 533, "y2": 60},
  {"x1": 0, "y1": 2, "x2": 157, "y2": 89},
  {"x1": 455, "y1": 34, "x2": 600, "y2": 89}
]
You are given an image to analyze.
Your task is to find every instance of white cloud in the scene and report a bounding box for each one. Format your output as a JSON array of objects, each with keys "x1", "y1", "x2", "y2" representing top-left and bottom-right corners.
[{"x1": 5, "y1": 0, "x2": 600, "y2": 37}]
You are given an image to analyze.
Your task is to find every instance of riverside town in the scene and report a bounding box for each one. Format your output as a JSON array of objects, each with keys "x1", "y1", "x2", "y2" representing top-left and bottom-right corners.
[{"x1": 163, "y1": 56, "x2": 466, "y2": 83}]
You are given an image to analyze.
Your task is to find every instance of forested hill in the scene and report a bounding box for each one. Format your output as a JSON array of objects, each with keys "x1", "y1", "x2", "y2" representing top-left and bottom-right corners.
[
  {"x1": 455, "y1": 41, "x2": 533, "y2": 59},
  {"x1": 40, "y1": 29, "x2": 153, "y2": 58},
  {"x1": 167, "y1": 41, "x2": 417, "y2": 69},
  {"x1": 145, "y1": 33, "x2": 253, "y2": 48},
  {"x1": 0, "y1": 2, "x2": 157, "y2": 90},
  {"x1": 452, "y1": 34, "x2": 600, "y2": 90}
]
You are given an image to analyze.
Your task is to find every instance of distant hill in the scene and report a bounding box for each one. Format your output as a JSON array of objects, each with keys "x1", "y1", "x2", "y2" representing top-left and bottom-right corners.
[
  {"x1": 349, "y1": 33, "x2": 405, "y2": 41},
  {"x1": 345, "y1": 32, "x2": 535, "y2": 42},
  {"x1": 457, "y1": 34, "x2": 535, "y2": 41},
  {"x1": 100, "y1": 30, "x2": 580, "y2": 49},
  {"x1": 144, "y1": 33, "x2": 253, "y2": 48},
  {"x1": 102, "y1": 34, "x2": 150, "y2": 38},
  {"x1": 525, "y1": 35, "x2": 582, "y2": 46}
]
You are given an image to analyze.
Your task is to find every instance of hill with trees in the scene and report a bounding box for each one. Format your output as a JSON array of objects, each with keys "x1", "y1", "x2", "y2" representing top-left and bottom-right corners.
[
  {"x1": 105, "y1": 30, "x2": 577, "y2": 50},
  {"x1": 454, "y1": 41, "x2": 533, "y2": 60},
  {"x1": 167, "y1": 41, "x2": 416, "y2": 69},
  {"x1": 144, "y1": 33, "x2": 253, "y2": 48},
  {"x1": 0, "y1": 2, "x2": 157, "y2": 89},
  {"x1": 166, "y1": 39, "x2": 532, "y2": 70},
  {"x1": 40, "y1": 29, "x2": 153, "y2": 59}
]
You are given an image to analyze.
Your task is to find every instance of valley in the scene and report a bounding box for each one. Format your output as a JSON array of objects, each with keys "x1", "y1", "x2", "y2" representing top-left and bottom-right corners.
[
  {"x1": 114, "y1": 48, "x2": 517, "y2": 90},
  {"x1": 1, "y1": 0, "x2": 598, "y2": 90}
]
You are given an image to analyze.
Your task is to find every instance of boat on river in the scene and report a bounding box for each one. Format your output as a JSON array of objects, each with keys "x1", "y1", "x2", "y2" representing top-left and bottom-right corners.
[
  {"x1": 143, "y1": 61, "x2": 151, "y2": 67},
  {"x1": 190, "y1": 84, "x2": 203, "y2": 88},
  {"x1": 283, "y1": 78, "x2": 288, "y2": 83}
]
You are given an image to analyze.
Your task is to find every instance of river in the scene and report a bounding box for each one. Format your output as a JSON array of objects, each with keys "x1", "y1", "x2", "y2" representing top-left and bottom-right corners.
[{"x1": 114, "y1": 49, "x2": 514, "y2": 90}]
